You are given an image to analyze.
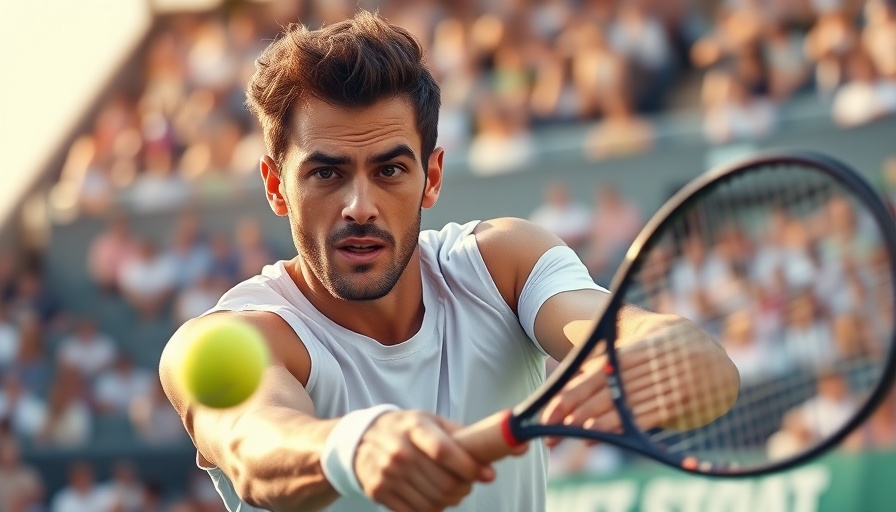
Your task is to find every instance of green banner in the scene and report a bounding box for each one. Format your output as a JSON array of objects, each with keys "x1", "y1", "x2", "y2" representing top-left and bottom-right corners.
[{"x1": 546, "y1": 450, "x2": 896, "y2": 512}]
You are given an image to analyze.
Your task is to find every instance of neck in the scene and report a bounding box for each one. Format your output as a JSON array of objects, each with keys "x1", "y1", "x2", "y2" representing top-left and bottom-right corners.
[{"x1": 287, "y1": 251, "x2": 425, "y2": 345}]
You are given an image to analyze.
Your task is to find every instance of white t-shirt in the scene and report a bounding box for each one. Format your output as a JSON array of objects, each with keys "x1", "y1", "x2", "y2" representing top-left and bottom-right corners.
[
  {"x1": 200, "y1": 221, "x2": 603, "y2": 512},
  {"x1": 528, "y1": 203, "x2": 592, "y2": 243},
  {"x1": 94, "y1": 369, "x2": 153, "y2": 413},
  {"x1": 118, "y1": 255, "x2": 178, "y2": 298},
  {"x1": 51, "y1": 487, "x2": 113, "y2": 512},
  {"x1": 57, "y1": 335, "x2": 117, "y2": 378}
]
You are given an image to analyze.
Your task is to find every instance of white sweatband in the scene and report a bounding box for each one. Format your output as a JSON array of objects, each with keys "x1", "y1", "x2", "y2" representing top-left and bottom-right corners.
[
  {"x1": 518, "y1": 246, "x2": 607, "y2": 351},
  {"x1": 321, "y1": 404, "x2": 400, "y2": 497}
]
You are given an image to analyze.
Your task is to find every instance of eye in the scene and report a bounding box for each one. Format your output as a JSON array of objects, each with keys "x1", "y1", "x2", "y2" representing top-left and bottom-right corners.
[
  {"x1": 380, "y1": 165, "x2": 403, "y2": 178},
  {"x1": 313, "y1": 168, "x2": 337, "y2": 180}
]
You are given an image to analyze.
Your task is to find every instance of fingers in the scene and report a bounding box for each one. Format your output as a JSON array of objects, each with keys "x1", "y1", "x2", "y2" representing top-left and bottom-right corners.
[
  {"x1": 409, "y1": 457, "x2": 474, "y2": 508},
  {"x1": 408, "y1": 420, "x2": 494, "y2": 483},
  {"x1": 542, "y1": 358, "x2": 609, "y2": 426},
  {"x1": 357, "y1": 411, "x2": 484, "y2": 512},
  {"x1": 383, "y1": 483, "x2": 442, "y2": 512}
]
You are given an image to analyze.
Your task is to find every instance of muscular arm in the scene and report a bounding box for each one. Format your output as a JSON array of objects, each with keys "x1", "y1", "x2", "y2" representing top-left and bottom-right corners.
[
  {"x1": 161, "y1": 310, "x2": 491, "y2": 512},
  {"x1": 159, "y1": 311, "x2": 340, "y2": 512}
]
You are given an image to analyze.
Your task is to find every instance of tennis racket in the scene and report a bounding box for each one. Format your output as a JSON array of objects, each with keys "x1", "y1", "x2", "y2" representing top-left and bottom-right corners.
[{"x1": 456, "y1": 150, "x2": 896, "y2": 477}]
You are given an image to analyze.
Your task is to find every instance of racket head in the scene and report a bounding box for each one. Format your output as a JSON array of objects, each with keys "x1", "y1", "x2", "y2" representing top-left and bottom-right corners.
[{"x1": 510, "y1": 150, "x2": 896, "y2": 477}]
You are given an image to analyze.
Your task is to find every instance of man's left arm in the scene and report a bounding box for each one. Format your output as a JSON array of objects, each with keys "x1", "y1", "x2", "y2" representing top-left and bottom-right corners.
[{"x1": 475, "y1": 217, "x2": 739, "y2": 433}]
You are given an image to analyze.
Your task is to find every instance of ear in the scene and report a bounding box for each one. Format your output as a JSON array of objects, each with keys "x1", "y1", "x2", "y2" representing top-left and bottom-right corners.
[
  {"x1": 422, "y1": 147, "x2": 444, "y2": 209},
  {"x1": 260, "y1": 156, "x2": 288, "y2": 217}
]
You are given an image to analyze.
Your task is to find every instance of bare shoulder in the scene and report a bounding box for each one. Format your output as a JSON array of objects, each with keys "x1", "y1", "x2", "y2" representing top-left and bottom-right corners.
[{"x1": 473, "y1": 217, "x2": 565, "y2": 312}]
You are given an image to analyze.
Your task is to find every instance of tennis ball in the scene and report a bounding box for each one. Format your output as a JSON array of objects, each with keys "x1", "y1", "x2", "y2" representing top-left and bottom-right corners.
[{"x1": 179, "y1": 317, "x2": 269, "y2": 409}]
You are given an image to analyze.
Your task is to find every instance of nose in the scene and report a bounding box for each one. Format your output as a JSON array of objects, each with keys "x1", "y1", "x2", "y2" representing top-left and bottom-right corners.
[{"x1": 342, "y1": 177, "x2": 379, "y2": 224}]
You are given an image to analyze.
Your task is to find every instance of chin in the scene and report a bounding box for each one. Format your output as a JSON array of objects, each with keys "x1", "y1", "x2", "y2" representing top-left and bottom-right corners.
[{"x1": 328, "y1": 273, "x2": 397, "y2": 302}]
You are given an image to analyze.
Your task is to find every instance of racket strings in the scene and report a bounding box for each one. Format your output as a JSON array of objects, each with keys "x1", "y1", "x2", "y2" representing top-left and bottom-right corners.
[{"x1": 620, "y1": 163, "x2": 894, "y2": 469}]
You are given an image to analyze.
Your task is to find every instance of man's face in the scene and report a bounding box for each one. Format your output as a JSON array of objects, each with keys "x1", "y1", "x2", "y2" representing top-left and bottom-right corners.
[{"x1": 266, "y1": 96, "x2": 442, "y2": 301}]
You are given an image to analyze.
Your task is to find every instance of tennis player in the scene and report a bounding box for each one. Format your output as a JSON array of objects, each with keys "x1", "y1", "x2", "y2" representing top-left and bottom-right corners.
[{"x1": 159, "y1": 11, "x2": 738, "y2": 512}]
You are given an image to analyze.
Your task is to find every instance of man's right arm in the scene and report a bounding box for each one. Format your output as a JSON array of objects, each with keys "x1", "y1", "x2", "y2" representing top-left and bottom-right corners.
[
  {"x1": 159, "y1": 310, "x2": 340, "y2": 511},
  {"x1": 160, "y1": 310, "x2": 493, "y2": 512}
]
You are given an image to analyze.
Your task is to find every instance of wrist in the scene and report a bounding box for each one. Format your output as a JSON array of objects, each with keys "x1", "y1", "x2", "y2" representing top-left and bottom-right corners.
[{"x1": 320, "y1": 404, "x2": 400, "y2": 497}]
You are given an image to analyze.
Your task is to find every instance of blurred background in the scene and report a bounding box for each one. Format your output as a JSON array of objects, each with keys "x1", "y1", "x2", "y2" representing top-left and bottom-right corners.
[{"x1": 1, "y1": 0, "x2": 895, "y2": 510}]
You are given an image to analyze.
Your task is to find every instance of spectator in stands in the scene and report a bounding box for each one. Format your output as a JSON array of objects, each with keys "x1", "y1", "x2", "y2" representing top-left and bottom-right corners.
[
  {"x1": 862, "y1": 0, "x2": 896, "y2": 81},
  {"x1": 701, "y1": 70, "x2": 777, "y2": 144},
  {"x1": 128, "y1": 146, "x2": 190, "y2": 214},
  {"x1": 165, "y1": 213, "x2": 212, "y2": 289},
  {"x1": 585, "y1": 184, "x2": 643, "y2": 282},
  {"x1": 206, "y1": 232, "x2": 239, "y2": 285},
  {"x1": 568, "y1": 22, "x2": 628, "y2": 118},
  {"x1": 467, "y1": 100, "x2": 535, "y2": 176},
  {"x1": 804, "y1": 9, "x2": 861, "y2": 98},
  {"x1": 767, "y1": 408, "x2": 813, "y2": 460},
  {"x1": 174, "y1": 272, "x2": 228, "y2": 327},
  {"x1": 607, "y1": 0, "x2": 675, "y2": 112},
  {"x1": 10, "y1": 270, "x2": 64, "y2": 328},
  {"x1": 56, "y1": 317, "x2": 118, "y2": 382},
  {"x1": 0, "y1": 437, "x2": 44, "y2": 512},
  {"x1": 831, "y1": 48, "x2": 896, "y2": 128},
  {"x1": 130, "y1": 379, "x2": 190, "y2": 445},
  {"x1": 528, "y1": 181, "x2": 592, "y2": 253},
  {"x1": 669, "y1": 233, "x2": 721, "y2": 324},
  {"x1": 797, "y1": 371, "x2": 856, "y2": 440},
  {"x1": 764, "y1": 21, "x2": 811, "y2": 101},
  {"x1": 94, "y1": 353, "x2": 153, "y2": 416},
  {"x1": 87, "y1": 215, "x2": 137, "y2": 295},
  {"x1": 51, "y1": 462, "x2": 110, "y2": 512},
  {"x1": 782, "y1": 291, "x2": 837, "y2": 371},
  {"x1": 118, "y1": 238, "x2": 178, "y2": 321},
  {"x1": 233, "y1": 218, "x2": 274, "y2": 281},
  {"x1": 0, "y1": 302, "x2": 19, "y2": 372},
  {"x1": 14, "y1": 314, "x2": 51, "y2": 397},
  {"x1": 97, "y1": 460, "x2": 144, "y2": 512},
  {"x1": 832, "y1": 312, "x2": 876, "y2": 360},
  {"x1": 720, "y1": 310, "x2": 777, "y2": 385},
  {"x1": 582, "y1": 90, "x2": 655, "y2": 161},
  {"x1": 35, "y1": 366, "x2": 92, "y2": 448},
  {"x1": 0, "y1": 373, "x2": 46, "y2": 442}
]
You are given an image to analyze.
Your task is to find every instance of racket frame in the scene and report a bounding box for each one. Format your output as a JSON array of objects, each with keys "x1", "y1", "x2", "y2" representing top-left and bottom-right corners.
[{"x1": 504, "y1": 149, "x2": 896, "y2": 477}]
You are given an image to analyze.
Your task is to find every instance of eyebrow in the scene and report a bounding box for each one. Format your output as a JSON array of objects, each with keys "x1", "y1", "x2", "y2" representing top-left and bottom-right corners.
[
  {"x1": 304, "y1": 151, "x2": 351, "y2": 166},
  {"x1": 368, "y1": 144, "x2": 417, "y2": 165},
  {"x1": 301, "y1": 144, "x2": 418, "y2": 168}
]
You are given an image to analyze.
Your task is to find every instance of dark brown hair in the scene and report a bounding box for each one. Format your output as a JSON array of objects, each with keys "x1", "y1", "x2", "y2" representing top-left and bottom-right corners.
[{"x1": 246, "y1": 10, "x2": 441, "y2": 169}]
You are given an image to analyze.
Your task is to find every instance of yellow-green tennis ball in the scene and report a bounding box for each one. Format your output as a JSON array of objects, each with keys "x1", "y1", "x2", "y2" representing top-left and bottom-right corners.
[{"x1": 180, "y1": 317, "x2": 269, "y2": 409}]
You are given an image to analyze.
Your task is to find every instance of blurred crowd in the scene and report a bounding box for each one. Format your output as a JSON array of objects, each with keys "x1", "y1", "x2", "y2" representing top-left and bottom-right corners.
[
  {"x1": 0, "y1": 446, "x2": 231, "y2": 512},
  {"x1": 534, "y1": 178, "x2": 896, "y2": 477},
  {"x1": 50, "y1": 0, "x2": 896, "y2": 217},
  {"x1": 0, "y1": 210, "x2": 282, "y2": 511}
]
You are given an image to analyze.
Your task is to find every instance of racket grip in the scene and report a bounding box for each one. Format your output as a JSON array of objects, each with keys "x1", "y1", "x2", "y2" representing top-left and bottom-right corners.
[{"x1": 454, "y1": 410, "x2": 524, "y2": 464}]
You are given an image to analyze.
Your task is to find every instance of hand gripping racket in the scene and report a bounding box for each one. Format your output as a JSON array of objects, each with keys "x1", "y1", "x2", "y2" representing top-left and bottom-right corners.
[{"x1": 456, "y1": 150, "x2": 896, "y2": 477}]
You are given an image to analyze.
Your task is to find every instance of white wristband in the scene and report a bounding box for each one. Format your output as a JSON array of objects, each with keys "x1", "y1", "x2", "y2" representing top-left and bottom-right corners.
[{"x1": 321, "y1": 404, "x2": 400, "y2": 497}]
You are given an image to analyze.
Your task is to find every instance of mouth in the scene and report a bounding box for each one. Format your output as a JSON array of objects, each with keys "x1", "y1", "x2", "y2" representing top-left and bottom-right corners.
[{"x1": 334, "y1": 238, "x2": 387, "y2": 263}]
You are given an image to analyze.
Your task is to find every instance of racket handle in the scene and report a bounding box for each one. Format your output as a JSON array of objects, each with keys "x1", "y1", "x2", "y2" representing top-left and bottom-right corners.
[{"x1": 454, "y1": 410, "x2": 524, "y2": 464}]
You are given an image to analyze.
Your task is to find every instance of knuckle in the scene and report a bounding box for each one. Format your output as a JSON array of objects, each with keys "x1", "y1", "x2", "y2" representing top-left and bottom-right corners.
[
  {"x1": 432, "y1": 441, "x2": 450, "y2": 460},
  {"x1": 368, "y1": 480, "x2": 388, "y2": 501},
  {"x1": 385, "y1": 449, "x2": 408, "y2": 468}
]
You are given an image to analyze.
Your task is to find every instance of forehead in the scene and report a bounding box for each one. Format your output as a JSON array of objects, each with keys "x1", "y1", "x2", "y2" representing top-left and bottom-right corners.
[{"x1": 285, "y1": 95, "x2": 421, "y2": 166}]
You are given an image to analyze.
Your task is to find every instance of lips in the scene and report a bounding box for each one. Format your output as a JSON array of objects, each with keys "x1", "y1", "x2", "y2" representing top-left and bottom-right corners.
[{"x1": 334, "y1": 237, "x2": 387, "y2": 264}]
